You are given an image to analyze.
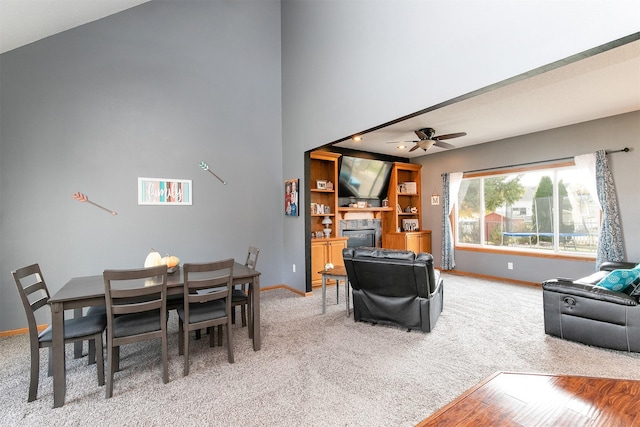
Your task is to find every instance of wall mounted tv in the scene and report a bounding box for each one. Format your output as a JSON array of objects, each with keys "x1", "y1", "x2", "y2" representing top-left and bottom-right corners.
[{"x1": 338, "y1": 155, "x2": 393, "y2": 200}]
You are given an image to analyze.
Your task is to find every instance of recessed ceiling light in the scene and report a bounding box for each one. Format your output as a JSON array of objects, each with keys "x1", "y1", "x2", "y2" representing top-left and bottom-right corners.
[
  {"x1": 397, "y1": 144, "x2": 406, "y2": 149},
  {"x1": 352, "y1": 135, "x2": 363, "y2": 142}
]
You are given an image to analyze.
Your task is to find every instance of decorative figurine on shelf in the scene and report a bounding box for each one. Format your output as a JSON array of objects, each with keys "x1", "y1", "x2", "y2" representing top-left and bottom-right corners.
[{"x1": 326, "y1": 181, "x2": 333, "y2": 190}]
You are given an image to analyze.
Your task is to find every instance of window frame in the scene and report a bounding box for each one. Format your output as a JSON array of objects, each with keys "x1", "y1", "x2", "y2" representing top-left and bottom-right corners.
[{"x1": 453, "y1": 161, "x2": 599, "y2": 260}]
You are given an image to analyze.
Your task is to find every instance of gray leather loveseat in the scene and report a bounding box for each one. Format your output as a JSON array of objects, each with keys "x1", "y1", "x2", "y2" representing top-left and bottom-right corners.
[
  {"x1": 342, "y1": 247, "x2": 443, "y2": 332},
  {"x1": 542, "y1": 261, "x2": 640, "y2": 352}
]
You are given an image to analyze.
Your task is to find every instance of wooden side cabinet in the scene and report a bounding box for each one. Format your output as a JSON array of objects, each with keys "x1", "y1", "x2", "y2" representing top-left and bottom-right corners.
[
  {"x1": 311, "y1": 237, "x2": 348, "y2": 287},
  {"x1": 385, "y1": 231, "x2": 432, "y2": 254}
]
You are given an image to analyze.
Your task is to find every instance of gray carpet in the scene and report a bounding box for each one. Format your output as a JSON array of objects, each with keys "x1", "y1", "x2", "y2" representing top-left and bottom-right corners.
[{"x1": 1, "y1": 273, "x2": 639, "y2": 426}]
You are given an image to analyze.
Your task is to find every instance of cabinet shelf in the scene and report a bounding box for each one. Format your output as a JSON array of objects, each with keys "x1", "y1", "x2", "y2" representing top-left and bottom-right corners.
[{"x1": 311, "y1": 189, "x2": 335, "y2": 193}]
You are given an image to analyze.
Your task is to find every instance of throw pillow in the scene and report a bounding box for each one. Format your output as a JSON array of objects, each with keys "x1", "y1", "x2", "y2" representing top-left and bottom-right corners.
[
  {"x1": 625, "y1": 280, "x2": 640, "y2": 297},
  {"x1": 625, "y1": 266, "x2": 640, "y2": 296},
  {"x1": 596, "y1": 268, "x2": 640, "y2": 292}
]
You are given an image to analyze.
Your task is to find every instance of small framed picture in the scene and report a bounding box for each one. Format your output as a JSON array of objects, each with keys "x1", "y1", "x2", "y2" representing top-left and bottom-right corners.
[
  {"x1": 431, "y1": 195, "x2": 440, "y2": 205},
  {"x1": 402, "y1": 219, "x2": 419, "y2": 232},
  {"x1": 285, "y1": 178, "x2": 299, "y2": 216},
  {"x1": 316, "y1": 180, "x2": 327, "y2": 190},
  {"x1": 324, "y1": 206, "x2": 331, "y2": 214}
]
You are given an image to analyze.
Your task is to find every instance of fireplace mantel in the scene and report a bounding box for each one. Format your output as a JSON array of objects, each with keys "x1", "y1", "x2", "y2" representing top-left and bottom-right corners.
[{"x1": 337, "y1": 207, "x2": 392, "y2": 220}]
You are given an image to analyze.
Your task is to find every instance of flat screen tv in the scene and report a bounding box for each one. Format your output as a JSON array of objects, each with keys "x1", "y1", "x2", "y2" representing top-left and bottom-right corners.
[{"x1": 338, "y1": 155, "x2": 393, "y2": 200}]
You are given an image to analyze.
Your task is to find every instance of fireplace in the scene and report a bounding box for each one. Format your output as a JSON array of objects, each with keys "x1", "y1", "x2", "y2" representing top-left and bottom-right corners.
[{"x1": 343, "y1": 228, "x2": 376, "y2": 248}]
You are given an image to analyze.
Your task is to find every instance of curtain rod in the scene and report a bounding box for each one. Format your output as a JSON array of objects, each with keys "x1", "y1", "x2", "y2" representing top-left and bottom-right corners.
[{"x1": 447, "y1": 147, "x2": 630, "y2": 176}]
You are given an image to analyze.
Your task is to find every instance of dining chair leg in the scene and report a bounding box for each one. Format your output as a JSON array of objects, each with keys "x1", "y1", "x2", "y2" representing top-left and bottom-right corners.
[
  {"x1": 88, "y1": 339, "x2": 96, "y2": 365},
  {"x1": 241, "y1": 305, "x2": 247, "y2": 327},
  {"x1": 47, "y1": 347, "x2": 54, "y2": 377},
  {"x1": 178, "y1": 320, "x2": 184, "y2": 356},
  {"x1": 247, "y1": 294, "x2": 253, "y2": 338},
  {"x1": 226, "y1": 320, "x2": 234, "y2": 364},
  {"x1": 182, "y1": 323, "x2": 189, "y2": 376},
  {"x1": 106, "y1": 344, "x2": 114, "y2": 398},
  {"x1": 114, "y1": 346, "x2": 120, "y2": 372},
  {"x1": 161, "y1": 330, "x2": 168, "y2": 384},
  {"x1": 28, "y1": 343, "x2": 40, "y2": 402},
  {"x1": 96, "y1": 334, "x2": 105, "y2": 386},
  {"x1": 217, "y1": 325, "x2": 223, "y2": 346},
  {"x1": 209, "y1": 327, "x2": 216, "y2": 347}
]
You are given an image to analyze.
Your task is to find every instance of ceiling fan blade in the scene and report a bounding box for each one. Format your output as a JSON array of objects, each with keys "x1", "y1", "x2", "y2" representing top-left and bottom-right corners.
[
  {"x1": 435, "y1": 132, "x2": 466, "y2": 141},
  {"x1": 433, "y1": 140, "x2": 456, "y2": 149},
  {"x1": 385, "y1": 140, "x2": 419, "y2": 144},
  {"x1": 408, "y1": 144, "x2": 420, "y2": 152},
  {"x1": 414, "y1": 130, "x2": 428, "y2": 140}
]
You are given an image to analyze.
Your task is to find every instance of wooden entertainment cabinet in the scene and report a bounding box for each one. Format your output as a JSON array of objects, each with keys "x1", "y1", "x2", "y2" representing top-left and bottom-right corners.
[{"x1": 308, "y1": 152, "x2": 431, "y2": 287}]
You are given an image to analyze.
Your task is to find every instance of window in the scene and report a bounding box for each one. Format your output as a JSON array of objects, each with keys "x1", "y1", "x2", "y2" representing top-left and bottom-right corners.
[{"x1": 456, "y1": 164, "x2": 600, "y2": 255}]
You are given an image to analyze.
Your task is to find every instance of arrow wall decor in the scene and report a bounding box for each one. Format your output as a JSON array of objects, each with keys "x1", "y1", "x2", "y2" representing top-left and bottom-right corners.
[
  {"x1": 199, "y1": 161, "x2": 227, "y2": 185},
  {"x1": 72, "y1": 192, "x2": 117, "y2": 216}
]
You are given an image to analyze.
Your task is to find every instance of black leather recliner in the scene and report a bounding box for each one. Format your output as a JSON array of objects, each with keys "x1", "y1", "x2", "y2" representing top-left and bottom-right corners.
[
  {"x1": 342, "y1": 247, "x2": 443, "y2": 332},
  {"x1": 542, "y1": 261, "x2": 640, "y2": 352}
]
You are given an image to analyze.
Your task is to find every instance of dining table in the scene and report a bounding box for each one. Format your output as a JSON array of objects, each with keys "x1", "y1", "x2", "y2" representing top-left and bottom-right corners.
[{"x1": 48, "y1": 261, "x2": 261, "y2": 408}]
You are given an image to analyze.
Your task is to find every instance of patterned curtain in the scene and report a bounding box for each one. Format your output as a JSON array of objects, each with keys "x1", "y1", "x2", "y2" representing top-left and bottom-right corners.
[
  {"x1": 595, "y1": 149, "x2": 625, "y2": 266},
  {"x1": 441, "y1": 172, "x2": 463, "y2": 270}
]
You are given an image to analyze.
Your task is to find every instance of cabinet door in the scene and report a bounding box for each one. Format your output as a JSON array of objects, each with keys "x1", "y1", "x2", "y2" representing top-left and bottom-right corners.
[
  {"x1": 420, "y1": 232, "x2": 432, "y2": 253},
  {"x1": 311, "y1": 241, "x2": 326, "y2": 285},
  {"x1": 328, "y1": 239, "x2": 347, "y2": 266},
  {"x1": 405, "y1": 234, "x2": 421, "y2": 254}
]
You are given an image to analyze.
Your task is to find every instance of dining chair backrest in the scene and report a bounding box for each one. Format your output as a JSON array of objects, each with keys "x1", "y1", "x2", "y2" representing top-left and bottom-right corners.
[
  {"x1": 183, "y1": 258, "x2": 234, "y2": 310},
  {"x1": 12, "y1": 263, "x2": 50, "y2": 342},
  {"x1": 103, "y1": 265, "x2": 168, "y2": 322},
  {"x1": 245, "y1": 246, "x2": 260, "y2": 270}
]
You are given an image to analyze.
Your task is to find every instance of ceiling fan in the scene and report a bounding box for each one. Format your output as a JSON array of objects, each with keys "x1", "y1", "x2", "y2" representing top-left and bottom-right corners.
[{"x1": 388, "y1": 127, "x2": 467, "y2": 152}]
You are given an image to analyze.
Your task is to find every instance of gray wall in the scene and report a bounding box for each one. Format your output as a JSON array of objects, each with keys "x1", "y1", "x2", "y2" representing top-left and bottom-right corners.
[
  {"x1": 417, "y1": 111, "x2": 640, "y2": 283},
  {"x1": 0, "y1": 1, "x2": 283, "y2": 330},
  {"x1": 280, "y1": 0, "x2": 640, "y2": 291},
  {"x1": 2, "y1": 0, "x2": 639, "y2": 331}
]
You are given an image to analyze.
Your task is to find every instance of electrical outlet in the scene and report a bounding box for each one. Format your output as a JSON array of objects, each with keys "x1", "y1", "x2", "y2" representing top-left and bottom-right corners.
[
  {"x1": 508, "y1": 262, "x2": 514, "y2": 270},
  {"x1": 292, "y1": 264, "x2": 296, "y2": 273}
]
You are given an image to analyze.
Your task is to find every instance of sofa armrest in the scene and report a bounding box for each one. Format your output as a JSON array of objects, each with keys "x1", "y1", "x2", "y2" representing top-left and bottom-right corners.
[
  {"x1": 599, "y1": 261, "x2": 637, "y2": 272},
  {"x1": 542, "y1": 279, "x2": 638, "y2": 306}
]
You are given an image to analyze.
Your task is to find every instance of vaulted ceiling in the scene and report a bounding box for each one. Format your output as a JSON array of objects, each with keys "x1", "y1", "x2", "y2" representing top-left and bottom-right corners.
[{"x1": 1, "y1": 1, "x2": 638, "y2": 159}]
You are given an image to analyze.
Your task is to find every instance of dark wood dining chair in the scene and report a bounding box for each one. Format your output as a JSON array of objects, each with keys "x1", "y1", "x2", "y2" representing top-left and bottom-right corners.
[
  {"x1": 231, "y1": 246, "x2": 260, "y2": 327},
  {"x1": 178, "y1": 259, "x2": 234, "y2": 376},
  {"x1": 102, "y1": 264, "x2": 169, "y2": 398},
  {"x1": 12, "y1": 263, "x2": 107, "y2": 402}
]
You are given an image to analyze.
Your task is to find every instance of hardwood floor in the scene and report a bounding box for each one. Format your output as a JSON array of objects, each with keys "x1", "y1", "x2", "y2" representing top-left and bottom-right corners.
[{"x1": 417, "y1": 371, "x2": 640, "y2": 427}]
